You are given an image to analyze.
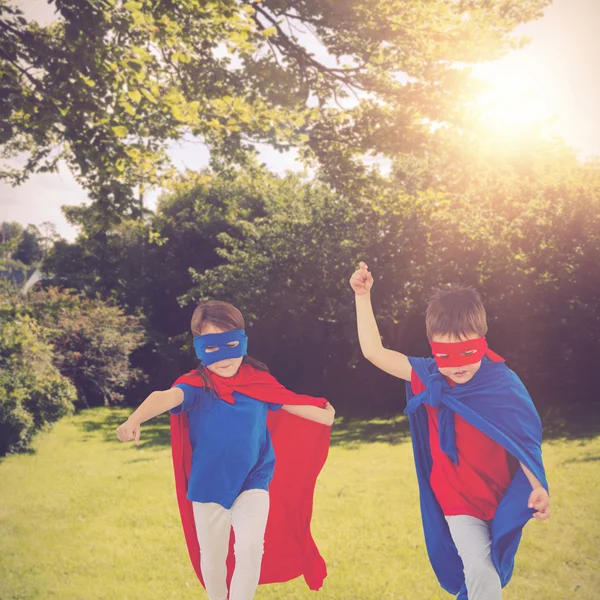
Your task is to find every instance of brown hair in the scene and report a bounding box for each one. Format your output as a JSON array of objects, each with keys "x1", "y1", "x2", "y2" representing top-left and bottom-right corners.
[
  {"x1": 191, "y1": 300, "x2": 268, "y2": 399},
  {"x1": 425, "y1": 285, "x2": 487, "y2": 341}
]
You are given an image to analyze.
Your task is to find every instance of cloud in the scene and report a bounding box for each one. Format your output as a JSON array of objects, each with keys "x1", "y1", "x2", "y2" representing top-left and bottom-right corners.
[{"x1": 0, "y1": 163, "x2": 86, "y2": 241}]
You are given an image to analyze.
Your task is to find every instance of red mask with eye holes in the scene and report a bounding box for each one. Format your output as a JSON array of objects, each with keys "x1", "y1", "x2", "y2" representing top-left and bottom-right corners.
[{"x1": 429, "y1": 337, "x2": 488, "y2": 368}]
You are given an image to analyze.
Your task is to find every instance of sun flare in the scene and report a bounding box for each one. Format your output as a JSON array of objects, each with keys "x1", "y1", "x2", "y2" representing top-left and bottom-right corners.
[{"x1": 471, "y1": 63, "x2": 557, "y2": 133}]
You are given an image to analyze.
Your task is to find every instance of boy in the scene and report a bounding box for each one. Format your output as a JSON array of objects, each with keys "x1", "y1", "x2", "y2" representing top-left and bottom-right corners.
[{"x1": 350, "y1": 261, "x2": 549, "y2": 600}]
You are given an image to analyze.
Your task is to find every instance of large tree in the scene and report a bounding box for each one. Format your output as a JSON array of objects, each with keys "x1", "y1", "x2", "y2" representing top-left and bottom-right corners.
[
  {"x1": 44, "y1": 138, "x2": 600, "y2": 414},
  {"x1": 1, "y1": 0, "x2": 549, "y2": 222},
  {"x1": 177, "y1": 140, "x2": 600, "y2": 414}
]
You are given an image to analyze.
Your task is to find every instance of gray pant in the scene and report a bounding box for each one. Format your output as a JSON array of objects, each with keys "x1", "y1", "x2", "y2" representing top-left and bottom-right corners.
[{"x1": 445, "y1": 515, "x2": 502, "y2": 600}]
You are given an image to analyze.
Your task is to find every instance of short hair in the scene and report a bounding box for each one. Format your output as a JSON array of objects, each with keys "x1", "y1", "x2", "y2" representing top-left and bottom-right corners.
[{"x1": 425, "y1": 285, "x2": 488, "y2": 340}]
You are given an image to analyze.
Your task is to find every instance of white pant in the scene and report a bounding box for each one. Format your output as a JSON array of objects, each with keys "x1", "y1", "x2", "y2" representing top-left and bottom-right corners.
[
  {"x1": 445, "y1": 515, "x2": 502, "y2": 600},
  {"x1": 193, "y1": 489, "x2": 270, "y2": 600}
]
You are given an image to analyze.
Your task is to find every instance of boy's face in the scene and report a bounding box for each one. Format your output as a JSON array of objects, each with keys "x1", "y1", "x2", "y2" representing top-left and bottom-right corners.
[
  {"x1": 199, "y1": 323, "x2": 244, "y2": 378},
  {"x1": 430, "y1": 332, "x2": 483, "y2": 384}
]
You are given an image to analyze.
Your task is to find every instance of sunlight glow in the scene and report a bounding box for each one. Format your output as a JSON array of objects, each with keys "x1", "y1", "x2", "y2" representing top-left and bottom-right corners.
[{"x1": 471, "y1": 63, "x2": 558, "y2": 134}]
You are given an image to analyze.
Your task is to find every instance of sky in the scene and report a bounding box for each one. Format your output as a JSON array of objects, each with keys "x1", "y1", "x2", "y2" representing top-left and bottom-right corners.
[{"x1": 1, "y1": 0, "x2": 599, "y2": 241}]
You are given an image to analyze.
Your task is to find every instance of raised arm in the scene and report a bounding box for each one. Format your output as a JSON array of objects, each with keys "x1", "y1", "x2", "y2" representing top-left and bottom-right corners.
[
  {"x1": 116, "y1": 387, "x2": 184, "y2": 444},
  {"x1": 350, "y1": 261, "x2": 412, "y2": 381}
]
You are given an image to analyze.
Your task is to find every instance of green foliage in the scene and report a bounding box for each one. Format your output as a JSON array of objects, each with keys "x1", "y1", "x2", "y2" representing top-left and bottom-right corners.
[
  {"x1": 176, "y1": 166, "x2": 446, "y2": 406},
  {"x1": 0, "y1": 0, "x2": 549, "y2": 220},
  {"x1": 16, "y1": 287, "x2": 147, "y2": 407},
  {"x1": 42, "y1": 132, "x2": 600, "y2": 414},
  {"x1": 0, "y1": 314, "x2": 76, "y2": 455},
  {"x1": 43, "y1": 163, "x2": 278, "y2": 389},
  {"x1": 0, "y1": 222, "x2": 53, "y2": 276},
  {"x1": 179, "y1": 144, "x2": 599, "y2": 411},
  {"x1": 0, "y1": 221, "x2": 24, "y2": 258},
  {"x1": 12, "y1": 224, "x2": 43, "y2": 265},
  {"x1": 389, "y1": 134, "x2": 600, "y2": 402},
  {"x1": 0, "y1": 256, "x2": 30, "y2": 285},
  {"x1": 0, "y1": 271, "x2": 146, "y2": 453}
]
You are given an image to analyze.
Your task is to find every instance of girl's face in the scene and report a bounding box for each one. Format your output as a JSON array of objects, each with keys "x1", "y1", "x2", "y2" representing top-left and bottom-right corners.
[{"x1": 200, "y1": 323, "x2": 244, "y2": 378}]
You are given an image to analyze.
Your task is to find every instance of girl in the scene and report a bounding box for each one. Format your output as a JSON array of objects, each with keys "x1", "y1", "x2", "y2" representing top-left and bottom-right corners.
[{"x1": 116, "y1": 300, "x2": 334, "y2": 600}]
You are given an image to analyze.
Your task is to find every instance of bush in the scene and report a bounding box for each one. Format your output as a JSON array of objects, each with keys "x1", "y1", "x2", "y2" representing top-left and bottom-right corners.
[
  {"x1": 0, "y1": 316, "x2": 77, "y2": 455},
  {"x1": 23, "y1": 288, "x2": 146, "y2": 407}
]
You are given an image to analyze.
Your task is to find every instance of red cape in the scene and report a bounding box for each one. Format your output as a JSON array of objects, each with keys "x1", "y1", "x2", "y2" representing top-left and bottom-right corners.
[{"x1": 170, "y1": 364, "x2": 331, "y2": 591}]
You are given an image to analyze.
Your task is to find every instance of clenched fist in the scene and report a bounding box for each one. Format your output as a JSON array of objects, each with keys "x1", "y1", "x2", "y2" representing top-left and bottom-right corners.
[
  {"x1": 528, "y1": 486, "x2": 550, "y2": 521},
  {"x1": 116, "y1": 419, "x2": 141, "y2": 445},
  {"x1": 349, "y1": 261, "x2": 374, "y2": 295}
]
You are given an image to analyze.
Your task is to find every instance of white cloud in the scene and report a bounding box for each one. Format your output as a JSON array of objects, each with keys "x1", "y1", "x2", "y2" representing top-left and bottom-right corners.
[{"x1": 0, "y1": 163, "x2": 86, "y2": 241}]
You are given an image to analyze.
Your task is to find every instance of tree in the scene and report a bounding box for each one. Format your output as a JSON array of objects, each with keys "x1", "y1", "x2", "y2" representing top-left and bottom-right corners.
[
  {"x1": 180, "y1": 142, "x2": 600, "y2": 414},
  {"x1": 0, "y1": 222, "x2": 42, "y2": 287},
  {"x1": 43, "y1": 139, "x2": 600, "y2": 416},
  {"x1": 389, "y1": 130, "x2": 600, "y2": 406},
  {"x1": 1, "y1": 0, "x2": 549, "y2": 222},
  {"x1": 177, "y1": 165, "x2": 443, "y2": 409},
  {"x1": 12, "y1": 224, "x2": 43, "y2": 265},
  {"x1": 0, "y1": 220, "x2": 23, "y2": 258},
  {"x1": 43, "y1": 161, "x2": 280, "y2": 388}
]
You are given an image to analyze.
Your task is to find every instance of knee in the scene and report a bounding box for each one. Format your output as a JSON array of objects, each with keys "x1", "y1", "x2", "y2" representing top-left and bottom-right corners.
[
  {"x1": 465, "y1": 556, "x2": 498, "y2": 576},
  {"x1": 464, "y1": 558, "x2": 501, "y2": 594},
  {"x1": 200, "y1": 545, "x2": 230, "y2": 571},
  {"x1": 233, "y1": 539, "x2": 265, "y2": 566},
  {"x1": 201, "y1": 554, "x2": 227, "y2": 571}
]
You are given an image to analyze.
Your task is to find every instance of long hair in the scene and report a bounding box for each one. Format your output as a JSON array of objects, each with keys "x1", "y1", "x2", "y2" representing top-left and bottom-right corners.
[{"x1": 190, "y1": 300, "x2": 268, "y2": 398}]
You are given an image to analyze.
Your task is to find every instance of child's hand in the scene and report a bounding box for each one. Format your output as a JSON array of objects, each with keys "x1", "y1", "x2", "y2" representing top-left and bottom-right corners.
[
  {"x1": 116, "y1": 418, "x2": 141, "y2": 445},
  {"x1": 528, "y1": 486, "x2": 550, "y2": 521},
  {"x1": 323, "y1": 401, "x2": 336, "y2": 426},
  {"x1": 349, "y1": 261, "x2": 374, "y2": 295},
  {"x1": 281, "y1": 402, "x2": 336, "y2": 425}
]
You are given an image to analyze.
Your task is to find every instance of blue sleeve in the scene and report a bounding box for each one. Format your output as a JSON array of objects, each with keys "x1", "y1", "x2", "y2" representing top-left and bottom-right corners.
[
  {"x1": 170, "y1": 383, "x2": 198, "y2": 415},
  {"x1": 408, "y1": 356, "x2": 437, "y2": 383},
  {"x1": 268, "y1": 403, "x2": 283, "y2": 411}
]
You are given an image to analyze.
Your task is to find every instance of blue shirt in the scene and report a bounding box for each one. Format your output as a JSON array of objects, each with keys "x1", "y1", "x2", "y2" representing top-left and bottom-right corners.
[{"x1": 171, "y1": 384, "x2": 282, "y2": 508}]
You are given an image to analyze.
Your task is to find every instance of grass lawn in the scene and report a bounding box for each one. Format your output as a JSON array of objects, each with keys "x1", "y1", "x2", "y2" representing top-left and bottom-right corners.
[{"x1": 1, "y1": 408, "x2": 599, "y2": 600}]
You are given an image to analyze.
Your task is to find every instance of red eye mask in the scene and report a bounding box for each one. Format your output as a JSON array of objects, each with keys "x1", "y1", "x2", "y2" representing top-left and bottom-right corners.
[{"x1": 429, "y1": 337, "x2": 488, "y2": 368}]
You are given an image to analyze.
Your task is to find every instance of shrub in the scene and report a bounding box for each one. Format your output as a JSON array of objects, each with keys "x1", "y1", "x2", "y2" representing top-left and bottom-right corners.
[
  {"x1": 23, "y1": 288, "x2": 146, "y2": 407},
  {"x1": 0, "y1": 316, "x2": 77, "y2": 455}
]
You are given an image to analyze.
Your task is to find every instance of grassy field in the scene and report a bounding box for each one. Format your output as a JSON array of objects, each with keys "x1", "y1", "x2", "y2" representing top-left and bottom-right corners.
[{"x1": 1, "y1": 408, "x2": 599, "y2": 600}]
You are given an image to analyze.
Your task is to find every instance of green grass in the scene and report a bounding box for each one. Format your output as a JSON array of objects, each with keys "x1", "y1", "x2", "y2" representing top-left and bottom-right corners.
[{"x1": 1, "y1": 408, "x2": 599, "y2": 600}]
